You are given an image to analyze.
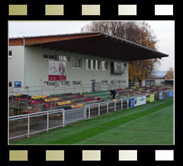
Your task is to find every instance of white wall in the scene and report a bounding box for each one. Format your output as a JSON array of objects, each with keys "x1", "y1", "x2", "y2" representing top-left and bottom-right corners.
[
  {"x1": 8, "y1": 46, "x2": 25, "y2": 87},
  {"x1": 24, "y1": 46, "x2": 129, "y2": 88}
]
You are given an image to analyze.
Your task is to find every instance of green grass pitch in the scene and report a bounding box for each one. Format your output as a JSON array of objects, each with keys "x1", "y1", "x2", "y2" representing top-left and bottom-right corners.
[{"x1": 11, "y1": 97, "x2": 173, "y2": 145}]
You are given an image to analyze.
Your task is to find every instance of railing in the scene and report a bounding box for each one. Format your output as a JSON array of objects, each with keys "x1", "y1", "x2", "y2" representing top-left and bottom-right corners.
[
  {"x1": 9, "y1": 107, "x2": 87, "y2": 141},
  {"x1": 9, "y1": 98, "x2": 129, "y2": 141},
  {"x1": 8, "y1": 83, "x2": 128, "y2": 96},
  {"x1": 9, "y1": 109, "x2": 64, "y2": 140},
  {"x1": 9, "y1": 90, "x2": 173, "y2": 141},
  {"x1": 9, "y1": 81, "x2": 173, "y2": 97},
  {"x1": 86, "y1": 98, "x2": 129, "y2": 119},
  {"x1": 9, "y1": 84, "x2": 93, "y2": 96}
]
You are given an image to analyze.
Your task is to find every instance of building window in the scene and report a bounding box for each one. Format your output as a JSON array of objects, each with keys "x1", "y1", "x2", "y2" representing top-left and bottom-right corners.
[
  {"x1": 101, "y1": 61, "x2": 108, "y2": 71},
  {"x1": 58, "y1": 55, "x2": 69, "y2": 61},
  {"x1": 43, "y1": 81, "x2": 55, "y2": 86},
  {"x1": 95, "y1": 60, "x2": 100, "y2": 70},
  {"x1": 9, "y1": 50, "x2": 12, "y2": 58},
  {"x1": 49, "y1": 55, "x2": 55, "y2": 60},
  {"x1": 90, "y1": 60, "x2": 94, "y2": 70},
  {"x1": 9, "y1": 81, "x2": 12, "y2": 87},
  {"x1": 86, "y1": 59, "x2": 89, "y2": 69},
  {"x1": 101, "y1": 80, "x2": 108, "y2": 85},
  {"x1": 58, "y1": 81, "x2": 70, "y2": 86},
  {"x1": 93, "y1": 60, "x2": 96, "y2": 70},
  {"x1": 72, "y1": 58, "x2": 81, "y2": 68},
  {"x1": 111, "y1": 80, "x2": 115, "y2": 85},
  {"x1": 72, "y1": 81, "x2": 82, "y2": 86},
  {"x1": 86, "y1": 59, "x2": 100, "y2": 70},
  {"x1": 43, "y1": 54, "x2": 55, "y2": 60},
  {"x1": 48, "y1": 81, "x2": 55, "y2": 86},
  {"x1": 43, "y1": 81, "x2": 48, "y2": 86},
  {"x1": 43, "y1": 54, "x2": 49, "y2": 59},
  {"x1": 118, "y1": 80, "x2": 122, "y2": 84}
]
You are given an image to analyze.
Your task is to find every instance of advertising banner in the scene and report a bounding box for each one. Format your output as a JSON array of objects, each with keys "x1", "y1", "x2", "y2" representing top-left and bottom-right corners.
[
  {"x1": 141, "y1": 96, "x2": 146, "y2": 105},
  {"x1": 169, "y1": 90, "x2": 173, "y2": 97},
  {"x1": 150, "y1": 94, "x2": 154, "y2": 102},
  {"x1": 159, "y1": 92, "x2": 163, "y2": 100},
  {"x1": 159, "y1": 91, "x2": 166, "y2": 100},
  {"x1": 146, "y1": 95, "x2": 150, "y2": 103},
  {"x1": 130, "y1": 98, "x2": 135, "y2": 107},
  {"x1": 134, "y1": 96, "x2": 146, "y2": 106},
  {"x1": 48, "y1": 61, "x2": 66, "y2": 81},
  {"x1": 14, "y1": 81, "x2": 21, "y2": 87}
]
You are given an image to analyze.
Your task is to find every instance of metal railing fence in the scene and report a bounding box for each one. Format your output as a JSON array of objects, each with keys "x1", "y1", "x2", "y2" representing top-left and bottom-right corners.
[
  {"x1": 9, "y1": 98, "x2": 129, "y2": 141},
  {"x1": 9, "y1": 109, "x2": 64, "y2": 140},
  {"x1": 9, "y1": 83, "x2": 129, "y2": 96},
  {"x1": 9, "y1": 90, "x2": 173, "y2": 141}
]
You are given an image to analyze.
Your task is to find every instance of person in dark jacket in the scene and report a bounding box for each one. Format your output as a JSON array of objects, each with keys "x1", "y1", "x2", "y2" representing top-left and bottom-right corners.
[{"x1": 110, "y1": 89, "x2": 116, "y2": 99}]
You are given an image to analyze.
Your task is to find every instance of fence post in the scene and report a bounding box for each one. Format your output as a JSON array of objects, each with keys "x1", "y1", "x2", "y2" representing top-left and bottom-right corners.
[
  {"x1": 47, "y1": 111, "x2": 49, "y2": 132},
  {"x1": 28, "y1": 115, "x2": 30, "y2": 138},
  {"x1": 114, "y1": 100, "x2": 116, "y2": 111},
  {"x1": 127, "y1": 98, "x2": 129, "y2": 109},
  {"x1": 88, "y1": 105, "x2": 90, "y2": 119},
  {"x1": 107, "y1": 101, "x2": 109, "y2": 114},
  {"x1": 63, "y1": 109, "x2": 65, "y2": 127},
  {"x1": 121, "y1": 99, "x2": 123, "y2": 110},
  {"x1": 98, "y1": 103, "x2": 100, "y2": 116},
  {"x1": 84, "y1": 106, "x2": 87, "y2": 119}
]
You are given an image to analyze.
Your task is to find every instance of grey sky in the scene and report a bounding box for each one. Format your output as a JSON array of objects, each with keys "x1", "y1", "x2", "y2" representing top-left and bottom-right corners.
[{"x1": 9, "y1": 20, "x2": 174, "y2": 71}]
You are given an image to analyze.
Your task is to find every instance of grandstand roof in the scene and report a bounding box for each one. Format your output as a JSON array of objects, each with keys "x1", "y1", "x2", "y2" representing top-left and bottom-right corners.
[{"x1": 9, "y1": 32, "x2": 168, "y2": 61}]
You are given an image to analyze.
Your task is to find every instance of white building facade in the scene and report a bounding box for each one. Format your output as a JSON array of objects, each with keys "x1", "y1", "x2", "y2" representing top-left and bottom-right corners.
[
  {"x1": 8, "y1": 32, "x2": 168, "y2": 95},
  {"x1": 9, "y1": 45, "x2": 128, "y2": 88}
]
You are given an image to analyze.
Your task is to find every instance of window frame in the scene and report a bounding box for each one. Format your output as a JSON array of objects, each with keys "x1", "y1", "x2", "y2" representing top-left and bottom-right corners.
[
  {"x1": 43, "y1": 81, "x2": 55, "y2": 87},
  {"x1": 101, "y1": 61, "x2": 108, "y2": 71},
  {"x1": 72, "y1": 81, "x2": 82, "y2": 86},
  {"x1": 58, "y1": 55, "x2": 68, "y2": 61},
  {"x1": 43, "y1": 54, "x2": 55, "y2": 60},
  {"x1": 72, "y1": 58, "x2": 81, "y2": 69},
  {"x1": 101, "y1": 80, "x2": 108, "y2": 85}
]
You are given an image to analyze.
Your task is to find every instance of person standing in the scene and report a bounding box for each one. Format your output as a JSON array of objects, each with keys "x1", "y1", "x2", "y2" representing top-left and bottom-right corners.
[{"x1": 110, "y1": 89, "x2": 116, "y2": 99}]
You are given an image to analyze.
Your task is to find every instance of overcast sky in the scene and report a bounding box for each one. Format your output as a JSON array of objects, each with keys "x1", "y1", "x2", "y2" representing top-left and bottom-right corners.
[{"x1": 9, "y1": 20, "x2": 174, "y2": 71}]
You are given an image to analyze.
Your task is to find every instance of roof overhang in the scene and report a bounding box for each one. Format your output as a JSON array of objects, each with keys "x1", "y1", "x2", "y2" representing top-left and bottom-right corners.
[{"x1": 9, "y1": 32, "x2": 168, "y2": 61}]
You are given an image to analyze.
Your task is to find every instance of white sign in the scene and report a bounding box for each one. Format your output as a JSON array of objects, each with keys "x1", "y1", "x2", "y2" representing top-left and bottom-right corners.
[{"x1": 48, "y1": 61, "x2": 66, "y2": 81}]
